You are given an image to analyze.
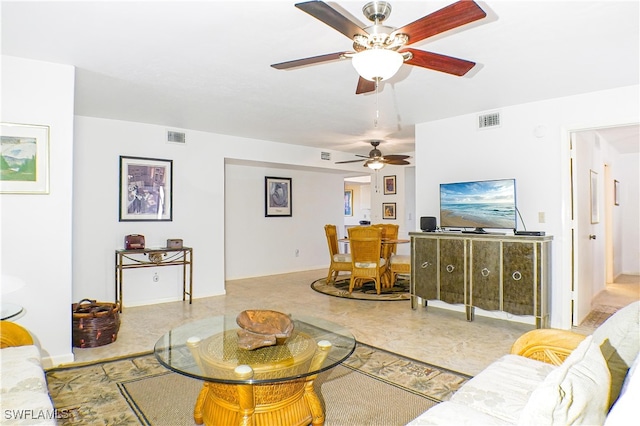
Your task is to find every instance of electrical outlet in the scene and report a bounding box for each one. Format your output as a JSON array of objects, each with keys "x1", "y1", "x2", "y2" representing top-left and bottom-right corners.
[
  {"x1": 153, "y1": 273, "x2": 159, "y2": 282},
  {"x1": 538, "y1": 212, "x2": 546, "y2": 223}
]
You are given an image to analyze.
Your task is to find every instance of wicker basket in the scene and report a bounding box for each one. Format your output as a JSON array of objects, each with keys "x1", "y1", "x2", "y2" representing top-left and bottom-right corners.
[{"x1": 72, "y1": 299, "x2": 120, "y2": 348}]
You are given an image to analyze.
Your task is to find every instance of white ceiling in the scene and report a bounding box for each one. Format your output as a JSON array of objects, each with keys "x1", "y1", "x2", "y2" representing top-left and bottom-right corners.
[{"x1": 2, "y1": 0, "x2": 639, "y2": 156}]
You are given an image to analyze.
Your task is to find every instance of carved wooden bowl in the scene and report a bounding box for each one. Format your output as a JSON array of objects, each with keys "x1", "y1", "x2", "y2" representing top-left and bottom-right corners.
[{"x1": 236, "y1": 310, "x2": 294, "y2": 350}]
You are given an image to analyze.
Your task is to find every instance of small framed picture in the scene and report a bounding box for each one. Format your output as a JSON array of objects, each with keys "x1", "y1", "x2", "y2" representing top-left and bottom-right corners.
[
  {"x1": 344, "y1": 189, "x2": 353, "y2": 216},
  {"x1": 382, "y1": 202, "x2": 396, "y2": 220},
  {"x1": 383, "y1": 175, "x2": 396, "y2": 195},
  {"x1": 1, "y1": 122, "x2": 50, "y2": 194},
  {"x1": 265, "y1": 176, "x2": 292, "y2": 217},
  {"x1": 119, "y1": 156, "x2": 173, "y2": 221},
  {"x1": 590, "y1": 170, "x2": 599, "y2": 224}
]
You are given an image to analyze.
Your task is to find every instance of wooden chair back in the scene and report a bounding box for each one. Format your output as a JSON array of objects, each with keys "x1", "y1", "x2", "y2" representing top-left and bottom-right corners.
[
  {"x1": 347, "y1": 226, "x2": 387, "y2": 294},
  {"x1": 348, "y1": 226, "x2": 383, "y2": 265},
  {"x1": 324, "y1": 224, "x2": 352, "y2": 284},
  {"x1": 373, "y1": 223, "x2": 400, "y2": 258},
  {"x1": 324, "y1": 224, "x2": 340, "y2": 257}
]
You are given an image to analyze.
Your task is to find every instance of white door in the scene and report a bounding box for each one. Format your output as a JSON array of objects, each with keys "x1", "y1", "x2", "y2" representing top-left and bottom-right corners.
[{"x1": 572, "y1": 131, "x2": 605, "y2": 326}]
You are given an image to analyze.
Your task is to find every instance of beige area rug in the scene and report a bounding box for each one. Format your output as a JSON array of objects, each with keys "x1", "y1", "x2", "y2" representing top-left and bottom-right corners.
[
  {"x1": 46, "y1": 342, "x2": 471, "y2": 426},
  {"x1": 311, "y1": 277, "x2": 411, "y2": 301}
]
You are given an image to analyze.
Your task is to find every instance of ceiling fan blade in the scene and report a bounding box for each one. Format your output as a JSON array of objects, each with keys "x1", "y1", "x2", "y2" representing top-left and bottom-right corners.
[
  {"x1": 383, "y1": 159, "x2": 411, "y2": 165},
  {"x1": 295, "y1": 1, "x2": 367, "y2": 40},
  {"x1": 335, "y1": 159, "x2": 366, "y2": 164},
  {"x1": 271, "y1": 52, "x2": 349, "y2": 70},
  {"x1": 356, "y1": 77, "x2": 376, "y2": 95},
  {"x1": 402, "y1": 48, "x2": 475, "y2": 76},
  {"x1": 383, "y1": 154, "x2": 411, "y2": 161},
  {"x1": 395, "y1": 0, "x2": 486, "y2": 46}
]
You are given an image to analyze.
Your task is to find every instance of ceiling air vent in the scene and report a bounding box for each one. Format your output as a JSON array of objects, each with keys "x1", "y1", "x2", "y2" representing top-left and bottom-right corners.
[
  {"x1": 478, "y1": 112, "x2": 501, "y2": 129},
  {"x1": 321, "y1": 152, "x2": 331, "y2": 161},
  {"x1": 167, "y1": 130, "x2": 186, "y2": 144}
]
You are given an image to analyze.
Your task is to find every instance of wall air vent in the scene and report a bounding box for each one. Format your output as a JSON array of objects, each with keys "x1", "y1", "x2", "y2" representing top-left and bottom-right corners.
[
  {"x1": 167, "y1": 130, "x2": 186, "y2": 144},
  {"x1": 477, "y1": 112, "x2": 501, "y2": 129},
  {"x1": 321, "y1": 152, "x2": 331, "y2": 161}
]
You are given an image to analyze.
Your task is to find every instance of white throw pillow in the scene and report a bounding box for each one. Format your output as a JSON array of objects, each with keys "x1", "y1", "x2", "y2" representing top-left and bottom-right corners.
[{"x1": 518, "y1": 335, "x2": 611, "y2": 426}]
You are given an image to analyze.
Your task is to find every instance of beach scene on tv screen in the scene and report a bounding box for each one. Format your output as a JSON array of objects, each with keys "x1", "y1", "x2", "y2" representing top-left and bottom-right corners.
[{"x1": 440, "y1": 180, "x2": 516, "y2": 229}]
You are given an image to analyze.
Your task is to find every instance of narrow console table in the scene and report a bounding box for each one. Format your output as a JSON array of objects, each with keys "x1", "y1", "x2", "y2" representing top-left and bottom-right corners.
[
  {"x1": 409, "y1": 232, "x2": 552, "y2": 328},
  {"x1": 114, "y1": 247, "x2": 193, "y2": 312}
]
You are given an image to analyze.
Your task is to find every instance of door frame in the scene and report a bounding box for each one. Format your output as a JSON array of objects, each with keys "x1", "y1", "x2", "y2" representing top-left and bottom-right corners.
[{"x1": 564, "y1": 122, "x2": 637, "y2": 327}]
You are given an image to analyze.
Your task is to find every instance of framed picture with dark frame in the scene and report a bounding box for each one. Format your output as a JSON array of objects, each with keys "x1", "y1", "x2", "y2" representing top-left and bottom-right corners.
[
  {"x1": 265, "y1": 176, "x2": 292, "y2": 217},
  {"x1": 344, "y1": 189, "x2": 353, "y2": 216},
  {"x1": 0, "y1": 122, "x2": 50, "y2": 194},
  {"x1": 382, "y1": 202, "x2": 396, "y2": 220},
  {"x1": 383, "y1": 175, "x2": 396, "y2": 195},
  {"x1": 119, "y1": 156, "x2": 173, "y2": 221}
]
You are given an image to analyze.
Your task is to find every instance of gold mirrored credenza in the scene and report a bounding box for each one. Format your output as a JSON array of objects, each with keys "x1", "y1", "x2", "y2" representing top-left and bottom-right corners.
[{"x1": 409, "y1": 232, "x2": 552, "y2": 328}]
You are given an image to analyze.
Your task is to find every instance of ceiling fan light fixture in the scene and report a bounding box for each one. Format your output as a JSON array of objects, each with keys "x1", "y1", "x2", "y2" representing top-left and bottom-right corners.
[
  {"x1": 352, "y1": 49, "x2": 403, "y2": 82},
  {"x1": 367, "y1": 159, "x2": 386, "y2": 170}
]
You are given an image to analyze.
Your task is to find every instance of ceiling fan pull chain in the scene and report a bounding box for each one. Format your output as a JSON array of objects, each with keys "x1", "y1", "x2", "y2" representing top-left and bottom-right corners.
[{"x1": 374, "y1": 78, "x2": 380, "y2": 128}]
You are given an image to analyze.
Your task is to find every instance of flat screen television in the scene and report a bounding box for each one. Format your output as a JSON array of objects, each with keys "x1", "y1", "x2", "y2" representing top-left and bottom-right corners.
[{"x1": 440, "y1": 178, "x2": 517, "y2": 233}]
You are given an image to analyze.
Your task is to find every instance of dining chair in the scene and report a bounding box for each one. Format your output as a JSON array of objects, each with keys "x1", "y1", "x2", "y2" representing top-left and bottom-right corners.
[
  {"x1": 324, "y1": 225, "x2": 352, "y2": 284},
  {"x1": 372, "y1": 223, "x2": 399, "y2": 287},
  {"x1": 347, "y1": 226, "x2": 387, "y2": 294},
  {"x1": 389, "y1": 254, "x2": 411, "y2": 287}
]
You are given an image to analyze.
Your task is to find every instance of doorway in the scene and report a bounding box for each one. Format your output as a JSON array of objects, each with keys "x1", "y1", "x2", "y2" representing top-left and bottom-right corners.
[{"x1": 570, "y1": 124, "x2": 640, "y2": 326}]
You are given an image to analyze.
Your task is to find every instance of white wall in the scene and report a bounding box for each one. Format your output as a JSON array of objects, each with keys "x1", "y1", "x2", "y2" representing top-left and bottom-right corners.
[
  {"x1": 1, "y1": 56, "x2": 75, "y2": 366},
  {"x1": 415, "y1": 85, "x2": 639, "y2": 329},
  {"x1": 73, "y1": 116, "x2": 365, "y2": 307},
  {"x1": 225, "y1": 162, "x2": 344, "y2": 279}
]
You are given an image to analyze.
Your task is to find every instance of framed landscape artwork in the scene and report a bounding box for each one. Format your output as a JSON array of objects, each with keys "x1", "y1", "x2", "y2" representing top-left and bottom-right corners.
[
  {"x1": 382, "y1": 202, "x2": 396, "y2": 220},
  {"x1": 384, "y1": 175, "x2": 396, "y2": 195},
  {"x1": 119, "y1": 156, "x2": 173, "y2": 221},
  {"x1": 265, "y1": 176, "x2": 292, "y2": 217},
  {"x1": 0, "y1": 122, "x2": 50, "y2": 194}
]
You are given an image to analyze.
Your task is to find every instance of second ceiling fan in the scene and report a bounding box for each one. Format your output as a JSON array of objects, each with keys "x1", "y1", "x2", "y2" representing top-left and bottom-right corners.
[
  {"x1": 335, "y1": 140, "x2": 410, "y2": 169},
  {"x1": 271, "y1": 0, "x2": 487, "y2": 94}
]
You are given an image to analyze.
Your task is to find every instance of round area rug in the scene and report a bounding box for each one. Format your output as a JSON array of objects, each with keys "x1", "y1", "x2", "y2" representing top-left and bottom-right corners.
[{"x1": 310, "y1": 276, "x2": 411, "y2": 301}]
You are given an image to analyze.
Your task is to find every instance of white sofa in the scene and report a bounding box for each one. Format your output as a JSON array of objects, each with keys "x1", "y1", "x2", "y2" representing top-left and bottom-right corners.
[
  {"x1": 408, "y1": 301, "x2": 640, "y2": 425},
  {"x1": 0, "y1": 322, "x2": 56, "y2": 426}
]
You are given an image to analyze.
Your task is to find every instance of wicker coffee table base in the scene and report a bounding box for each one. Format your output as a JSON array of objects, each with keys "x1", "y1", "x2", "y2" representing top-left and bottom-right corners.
[{"x1": 194, "y1": 376, "x2": 325, "y2": 426}]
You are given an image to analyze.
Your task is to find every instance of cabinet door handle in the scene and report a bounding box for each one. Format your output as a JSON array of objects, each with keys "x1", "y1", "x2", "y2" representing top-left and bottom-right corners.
[
  {"x1": 589, "y1": 234, "x2": 597, "y2": 240},
  {"x1": 446, "y1": 264, "x2": 455, "y2": 273},
  {"x1": 481, "y1": 268, "x2": 490, "y2": 277},
  {"x1": 421, "y1": 261, "x2": 431, "y2": 269},
  {"x1": 512, "y1": 271, "x2": 522, "y2": 281}
]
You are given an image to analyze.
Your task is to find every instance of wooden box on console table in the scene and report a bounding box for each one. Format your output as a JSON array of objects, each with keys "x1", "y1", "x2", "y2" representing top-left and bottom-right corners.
[{"x1": 409, "y1": 232, "x2": 552, "y2": 328}]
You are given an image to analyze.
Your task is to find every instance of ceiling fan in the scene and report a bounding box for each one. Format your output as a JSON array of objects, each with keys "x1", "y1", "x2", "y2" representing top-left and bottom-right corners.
[
  {"x1": 335, "y1": 140, "x2": 410, "y2": 169},
  {"x1": 271, "y1": 0, "x2": 487, "y2": 94}
]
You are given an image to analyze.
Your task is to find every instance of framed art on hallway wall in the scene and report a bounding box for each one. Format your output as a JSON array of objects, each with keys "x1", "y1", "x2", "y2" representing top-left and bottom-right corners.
[
  {"x1": 382, "y1": 202, "x2": 396, "y2": 220},
  {"x1": 590, "y1": 169, "x2": 599, "y2": 224},
  {"x1": 265, "y1": 176, "x2": 292, "y2": 217},
  {"x1": 383, "y1": 175, "x2": 396, "y2": 195},
  {"x1": 119, "y1": 156, "x2": 173, "y2": 221},
  {"x1": 344, "y1": 189, "x2": 353, "y2": 216},
  {"x1": 0, "y1": 122, "x2": 50, "y2": 194}
]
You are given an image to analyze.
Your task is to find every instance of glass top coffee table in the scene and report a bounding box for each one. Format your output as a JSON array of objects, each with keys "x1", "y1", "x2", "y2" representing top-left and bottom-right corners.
[{"x1": 154, "y1": 314, "x2": 356, "y2": 426}]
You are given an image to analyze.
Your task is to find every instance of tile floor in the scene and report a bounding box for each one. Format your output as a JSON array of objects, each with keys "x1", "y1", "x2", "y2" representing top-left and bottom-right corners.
[{"x1": 71, "y1": 270, "x2": 639, "y2": 376}]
